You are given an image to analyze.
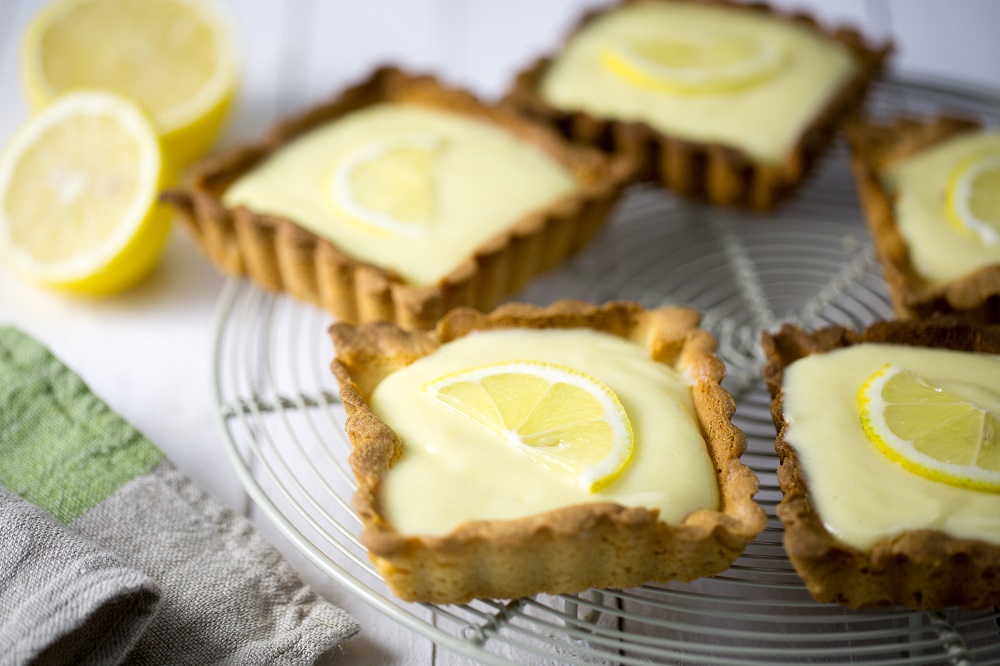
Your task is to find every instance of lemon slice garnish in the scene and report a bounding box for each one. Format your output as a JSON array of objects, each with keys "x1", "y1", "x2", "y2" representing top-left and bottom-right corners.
[
  {"x1": 0, "y1": 91, "x2": 170, "y2": 295},
  {"x1": 20, "y1": 0, "x2": 238, "y2": 168},
  {"x1": 859, "y1": 363, "x2": 1000, "y2": 493},
  {"x1": 424, "y1": 360, "x2": 635, "y2": 492},
  {"x1": 945, "y1": 151, "x2": 1000, "y2": 245},
  {"x1": 330, "y1": 133, "x2": 445, "y2": 237},
  {"x1": 599, "y1": 32, "x2": 785, "y2": 95}
]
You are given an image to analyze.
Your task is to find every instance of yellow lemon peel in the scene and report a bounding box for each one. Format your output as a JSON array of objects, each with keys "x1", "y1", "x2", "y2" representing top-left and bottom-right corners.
[
  {"x1": 424, "y1": 360, "x2": 635, "y2": 492},
  {"x1": 859, "y1": 363, "x2": 1000, "y2": 493}
]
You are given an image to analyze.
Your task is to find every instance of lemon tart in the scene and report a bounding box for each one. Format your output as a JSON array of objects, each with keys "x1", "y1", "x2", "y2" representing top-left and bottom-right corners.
[
  {"x1": 848, "y1": 115, "x2": 1000, "y2": 322},
  {"x1": 763, "y1": 320, "x2": 1000, "y2": 609},
  {"x1": 506, "y1": 0, "x2": 889, "y2": 211},
  {"x1": 163, "y1": 68, "x2": 632, "y2": 329},
  {"x1": 332, "y1": 300, "x2": 765, "y2": 603}
]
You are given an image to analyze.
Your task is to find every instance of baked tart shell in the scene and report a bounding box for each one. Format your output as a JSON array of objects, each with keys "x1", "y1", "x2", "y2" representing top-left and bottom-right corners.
[
  {"x1": 331, "y1": 300, "x2": 766, "y2": 604},
  {"x1": 763, "y1": 320, "x2": 1000, "y2": 609},
  {"x1": 504, "y1": 0, "x2": 890, "y2": 211},
  {"x1": 162, "y1": 67, "x2": 634, "y2": 330},
  {"x1": 846, "y1": 115, "x2": 1000, "y2": 322}
]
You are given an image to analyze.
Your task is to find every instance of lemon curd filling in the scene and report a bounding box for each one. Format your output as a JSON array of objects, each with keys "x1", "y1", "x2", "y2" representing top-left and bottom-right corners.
[
  {"x1": 368, "y1": 328, "x2": 719, "y2": 538},
  {"x1": 782, "y1": 343, "x2": 1000, "y2": 551},
  {"x1": 884, "y1": 130, "x2": 1000, "y2": 286},
  {"x1": 540, "y1": 2, "x2": 855, "y2": 165},
  {"x1": 222, "y1": 104, "x2": 577, "y2": 286}
]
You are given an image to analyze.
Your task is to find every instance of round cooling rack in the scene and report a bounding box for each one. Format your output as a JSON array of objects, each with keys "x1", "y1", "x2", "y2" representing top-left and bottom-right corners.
[{"x1": 212, "y1": 76, "x2": 1000, "y2": 665}]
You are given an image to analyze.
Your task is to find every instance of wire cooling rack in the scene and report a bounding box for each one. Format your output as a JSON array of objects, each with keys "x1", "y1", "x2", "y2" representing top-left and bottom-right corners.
[{"x1": 212, "y1": 76, "x2": 1000, "y2": 665}]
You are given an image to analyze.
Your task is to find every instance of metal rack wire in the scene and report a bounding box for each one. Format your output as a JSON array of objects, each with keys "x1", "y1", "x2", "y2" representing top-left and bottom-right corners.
[{"x1": 212, "y1": 77, "x2": 1000, "y2": 664}]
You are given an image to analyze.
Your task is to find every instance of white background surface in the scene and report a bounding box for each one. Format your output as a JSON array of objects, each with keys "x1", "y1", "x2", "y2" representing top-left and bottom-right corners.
[{"x1": 0, "y1": 1, "x2": 998, "y2": 663}]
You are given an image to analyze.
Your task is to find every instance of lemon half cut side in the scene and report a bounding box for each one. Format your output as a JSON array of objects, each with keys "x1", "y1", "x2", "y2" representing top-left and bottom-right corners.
[
  {"x1": 424, "y1": 360, "x2": 635, "y2": 492},
  {"x1": 945, "y1": 151, "x2": 1000, "y2": 245},
  {"x1": 859, "y1": 363, "x2": 1000, "y2": 493},
  {"x1": 0, "y1": 91, "x2": 170, "y2": 294},
  {"x1": 20, "y1": 0, "x2": 239, "y2": 168},
  {"x1": 599, "y1": 32, "x2": 786, "y2": 95},
  {"x1": 330, "y1": 132, "x2": 445, "y2": 237}
]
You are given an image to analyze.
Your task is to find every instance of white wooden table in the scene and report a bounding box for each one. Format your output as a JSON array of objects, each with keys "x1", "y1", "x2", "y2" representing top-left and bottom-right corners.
[{"x1": 2, "y1": 2, "x2": 998, "y2": 663}]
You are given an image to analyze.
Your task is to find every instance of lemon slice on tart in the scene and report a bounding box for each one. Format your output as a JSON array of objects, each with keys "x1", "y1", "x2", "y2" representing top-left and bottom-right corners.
[
  {"x1": 330, "y1": 133, "x2": 445, "y2": 237},
  {"x1": 599, "y1": 32, "x2": 785, "y2": 95},
  {"x1": 859, "y1": 363, "x2": 1000, "y2": 493},
  {"x1": 945, "y1": 150, "x2": 1000, "y2": 245},
  {"x1": 20, "y1": 0, "x2": 238, "y2": 168},
  {"x1": 0, "y1": 91, "x2": 170, "y2": 295},
  {"x1": 424, "y1": 360, "x2": 635, "y2": 492}
]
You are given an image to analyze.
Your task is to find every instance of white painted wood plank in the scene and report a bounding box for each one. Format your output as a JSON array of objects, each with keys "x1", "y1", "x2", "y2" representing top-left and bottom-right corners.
[
  {"x1": 441, "y1": 0, "x2": 607, "y2": 100},
  {"x1": 0, "y1": 0, "x2": 46, "y2": 141},
  {"x1": 296, "y1": 0, "x2": 452, "y2": 112},
  {"x1": 215, "y1": 0, "x2": 287, "y2": 146},
  {"x1": 884, "y1": 0, "x2": 1000, "y2": 90}
]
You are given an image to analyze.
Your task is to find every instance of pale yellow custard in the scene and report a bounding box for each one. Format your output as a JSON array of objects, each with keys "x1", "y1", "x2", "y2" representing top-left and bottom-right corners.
[
  {"x1": 884, "y1": 129, "x2": 1000, "y2": 286},
  {"x1": 368, "y1": 328, "x2": 719, "y2": 537},
  {"x1": 782, "y1": 343, "x2": 1000, "y2": 551},
  {"x1": 222, "y1": 104, "x2": 577, "y2": 286},
  {"x1": 540, "y1": 2, "x2": 855, "y2": 165}
]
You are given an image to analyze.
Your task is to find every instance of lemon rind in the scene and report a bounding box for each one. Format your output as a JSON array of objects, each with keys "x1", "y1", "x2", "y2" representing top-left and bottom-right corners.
[
  {"x1": 505, "y1": 0, "x2": 889, "y2": 211},
  {"x1": 764, "y1": 321, "x2": 1000, "y2": 610},
  {"x1": 598, "y1": 37, "x2": 786, "y2": 95},
  {"x1": 846, "y1": 114, "x2": 1000, "y2": 322},
  {"x1": 0, "y1": 91, "x2": 164, "y2": 288},
  {"x1": 329, "y1": 131, "x2": 443, "y2": 238},
  {"x1": 859, "y1": 363, "x2": 1000, "y2": 493},
  {"x1": 946, "y1": 152, "x2": 1000, "y2": 246},
  {"x1": 423, "y1": 359, "x2": 635, "y2": 493},
  {"x1": 332, "y1": 300, "x2": 765, "y2": 604},
  {"x1": 19, "y1": 0, "x2": 239, "y2": 135},
  {"x1": 162, "y1": 67, "x2": 633, "y2": 330}
]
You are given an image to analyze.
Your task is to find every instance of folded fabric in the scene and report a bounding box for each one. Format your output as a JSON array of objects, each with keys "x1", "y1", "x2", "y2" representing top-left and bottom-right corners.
[
  {"x1": 0, "y1": 487, "x2": 161, "y2": 666},
  {"x1": 0, "y1": 327, "x2": 359, "y2": 665}
]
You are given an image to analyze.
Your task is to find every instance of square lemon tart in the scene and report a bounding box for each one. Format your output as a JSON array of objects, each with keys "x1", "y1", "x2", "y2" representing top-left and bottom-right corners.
[
  {"x1": 848, "y1": 116, "x2": 1000, "y2": 322},
  {"x1": 505, "y1": 0, "x2": 889, "y2": 210},
  {"x1": 763, "y1": 320, "x2": 1000, "y2": 609},
  {"x1": 331, "y1": 301, "x2": 765, "y2": 603},
  {"x1": 163, "y1": 68, "x2": 632, "y2": 330}
]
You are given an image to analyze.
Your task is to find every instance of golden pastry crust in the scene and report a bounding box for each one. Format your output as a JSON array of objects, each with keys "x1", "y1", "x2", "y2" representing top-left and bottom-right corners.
[
  {"x1": 762, "y1": 320, "x2": 1000, "y2": 609},
  {"x1": 504, "y1": 0, "x2": 890, "y2": 212},
  {"x1": 331, "y1": 300, "x2": 766, "y2": 604},
  {"x1": 846, "y1": 115, "x2": 1000, "y2": 322},
  {"x1": 162, "y1": 67, "x2": 634, "y2": 330}
]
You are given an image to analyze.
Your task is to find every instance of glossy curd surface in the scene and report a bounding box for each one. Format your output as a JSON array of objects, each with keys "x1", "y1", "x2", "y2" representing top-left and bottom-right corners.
[
  {"x1": 369, "y1": 328, "x2": 719, "y2": 537},
  {"x1": 783, "y1": 343, "x2": 1000, "y2": 550}
]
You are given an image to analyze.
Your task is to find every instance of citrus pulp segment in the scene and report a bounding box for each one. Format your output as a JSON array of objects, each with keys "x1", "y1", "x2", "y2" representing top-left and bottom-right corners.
[
  {"x1": 599, "y1": 33, "x2": 785, "y2": 95},
  {"x1": 859, "y1": 363, "x2": 1000, "y2": 493},
  {"x1": 20, "y1": 0, "x2": 238, "y2": 167},
  {"x1": 0, "y1": 91, "x2": 170, "y2": 294},
  {"x1": 424, "y1": 360, "x2": 635, "y2": 492},
  {"x1": 330, "y1": 133, "x2": 444, "y2": 237},
  {"x1": 946, "y1": 151, "x2": 1000, "y2": 245}
]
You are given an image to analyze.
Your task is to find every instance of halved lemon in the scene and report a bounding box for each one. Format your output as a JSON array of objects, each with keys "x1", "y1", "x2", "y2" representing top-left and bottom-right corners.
[
  {"x1": 20, "y1": 0, "x2": 238, "y2": 169},
  {"x1": 859, "y1": 363, "x2": 1000, "y2": 493},
  {"x1": 0, "y1": 91, "x2": 170, "y2": 294},
  {"x1": 599, "y1": 32, "x2": 785, "y2": 95},
  {"x1": 330, "y1": 133, "x2": 444, "y2": 237},
  {"x1": 424, "y1": 360, "x2": 635, "y2": 492},
  {"x1": 945, "y1": 150, "x2": 1000, "y2": 245}
]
